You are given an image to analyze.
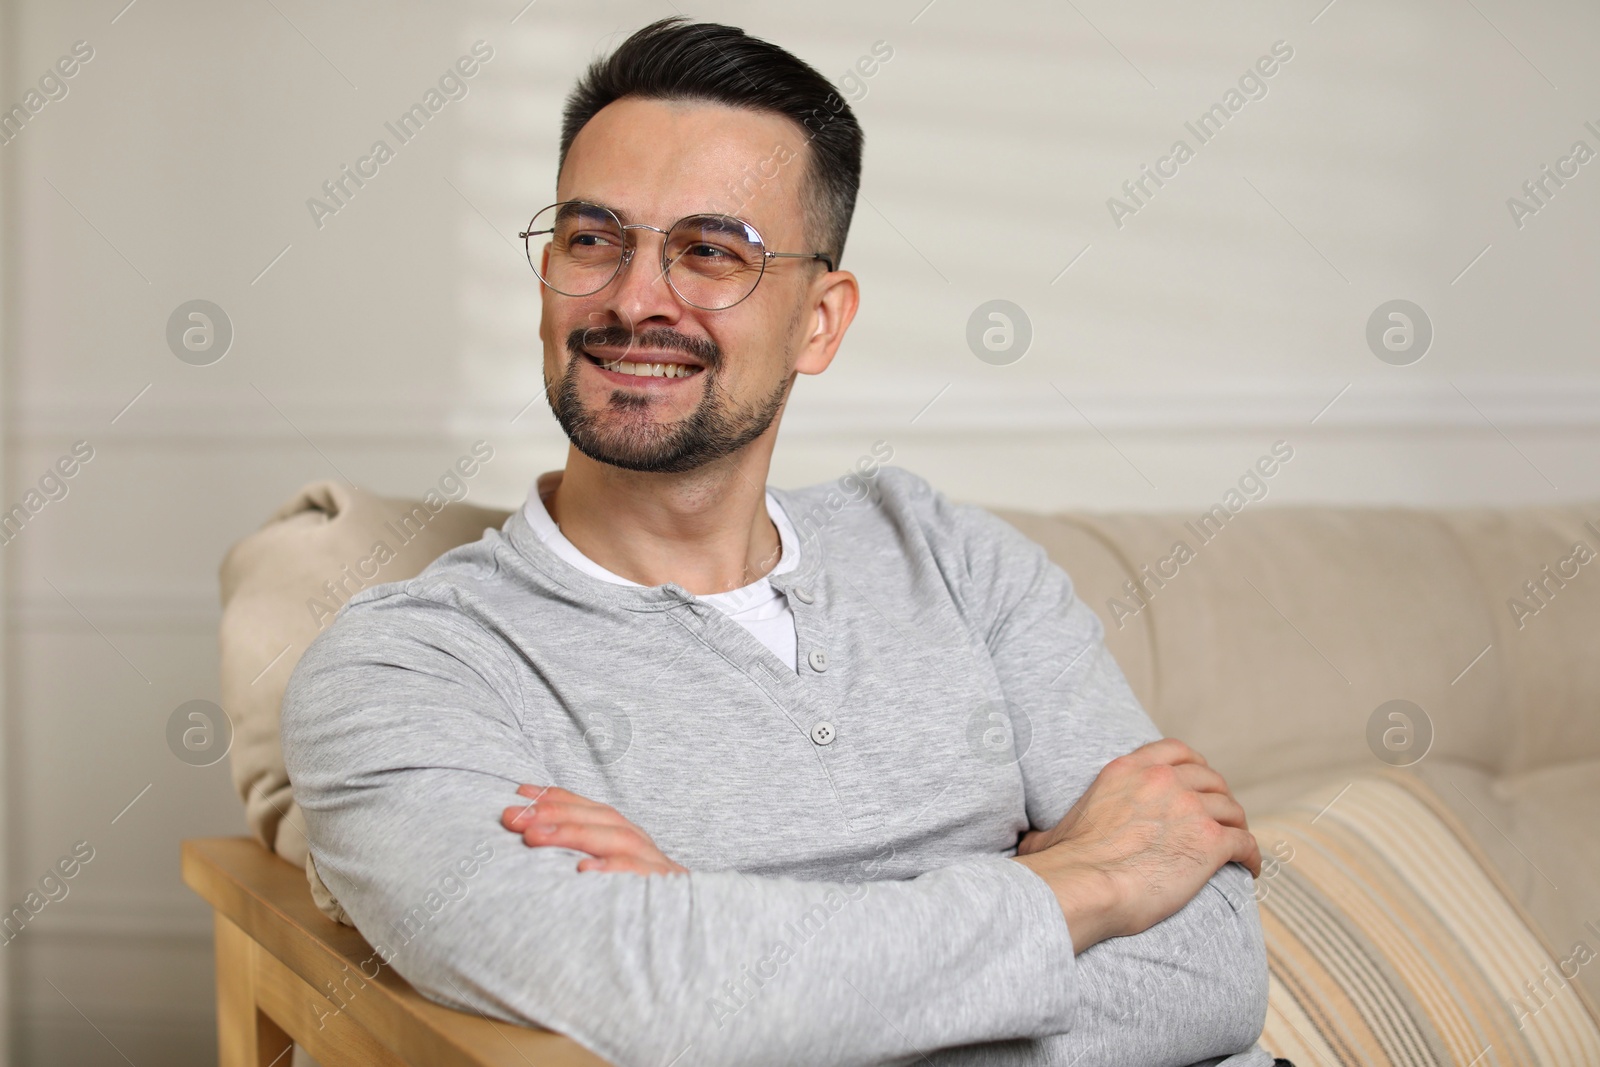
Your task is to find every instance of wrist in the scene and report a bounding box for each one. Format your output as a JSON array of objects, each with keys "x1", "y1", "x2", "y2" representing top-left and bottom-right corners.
[{"x1": 1012, "y1": 851, "x2": 1116, "y2": 955}]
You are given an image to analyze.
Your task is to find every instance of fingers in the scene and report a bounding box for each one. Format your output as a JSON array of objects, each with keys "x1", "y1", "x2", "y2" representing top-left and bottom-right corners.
[
  {"x1": 1130, "y1": 737, "x2": 1211, "y2": 769},
  {"x1": 578, "y1": 855, "x2": 686, "y2": 876},
  {"x1": 1227, "y1": 826, "x2": 1263, "y2": 878},
  {"x1": 503, "y1": 785, "x2": 686, "y2": 876},
  {"x1": 507, "y1": 811, "x2": 662, "y2": 860},
  {"x1": 1132, "y1": 748, "x2": 1250, "y2": 833},
  {"x1": 1173, "y1": 762, "x2": 1227, "y2": 795},
  {"x1": 1117, "y1": 750, "x2": 1255, "y2": 865},
  {"x1": 1197, "y1": 789, "x2": 1250, "y2": 833},
  {"x1": 506, "y1": 795, "x2": 633, "y2": 832},
  {"x1": 507, "y1": 784, "x2": 639, "y2": 835},
  {"x1": 502, "y1": 801, "x2": 631, "y2": 842},
  {"x1": 1176, "y1": 764, "x2": 1249, "y2": 829},
  {"x1": 516, "y1": 783, "x2": 612, "y2": 812}
]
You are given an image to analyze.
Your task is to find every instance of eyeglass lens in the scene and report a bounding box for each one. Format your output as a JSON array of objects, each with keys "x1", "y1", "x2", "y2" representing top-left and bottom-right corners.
[{"x1": 527, "y1": 203, "x2": 767, "y2": 310}]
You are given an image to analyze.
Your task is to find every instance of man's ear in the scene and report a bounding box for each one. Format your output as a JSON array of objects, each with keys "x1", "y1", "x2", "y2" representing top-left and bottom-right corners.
[{"x1": 794, "y1": 269, "x2": 859, "y2": 376}]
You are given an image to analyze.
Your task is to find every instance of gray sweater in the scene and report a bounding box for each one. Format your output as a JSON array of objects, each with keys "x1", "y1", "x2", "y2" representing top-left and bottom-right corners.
[{"x1": 281, "y1": 465, "x2": 1272, "y2": 1067}]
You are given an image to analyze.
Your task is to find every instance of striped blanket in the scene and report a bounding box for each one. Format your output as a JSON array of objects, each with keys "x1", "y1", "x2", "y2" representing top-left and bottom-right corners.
[{"x1": 1254, "y1": 770, "x2": 1600, "y2": 1066}]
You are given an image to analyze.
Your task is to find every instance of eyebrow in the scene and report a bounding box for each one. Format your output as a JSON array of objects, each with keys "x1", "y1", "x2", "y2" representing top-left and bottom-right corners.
[
  {"x1": 570, "y1": 199, "x2": 758, "y2": 231},
  {"x1": 587, "y1": 200, "x2": 632, "y2": 223},
  {"x1": 562, "y1": 199, "x2": 637, "y2": 224},
  {"x1": 558, "y1": 201, "x2": 620, "y2": 226},
  {"x1": 684, "y1": 214, "x2": 758, "y2": 241}
]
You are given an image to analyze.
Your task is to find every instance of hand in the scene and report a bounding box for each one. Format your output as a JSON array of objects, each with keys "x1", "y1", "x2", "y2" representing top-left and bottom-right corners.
[
  {"x1": 1011, "y1": 738, "x2": 1261, "y2": 954},
  {"x1": 501, "y1": 784, "x2": 688, "y2": 876},
  {"x1": 1017, "y1": 739, "x2": 1257, "y2": 867}
]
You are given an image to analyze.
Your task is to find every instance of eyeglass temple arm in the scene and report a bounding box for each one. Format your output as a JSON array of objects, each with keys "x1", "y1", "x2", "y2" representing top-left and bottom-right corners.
[{"x1": 766, "y1": 251, "x2": 836, "y2": 272}]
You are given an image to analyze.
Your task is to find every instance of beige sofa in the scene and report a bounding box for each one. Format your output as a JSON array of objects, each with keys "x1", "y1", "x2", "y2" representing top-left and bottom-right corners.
[{"x1": 219, "y1": 476, "x2": 1600, "y2": 1064}]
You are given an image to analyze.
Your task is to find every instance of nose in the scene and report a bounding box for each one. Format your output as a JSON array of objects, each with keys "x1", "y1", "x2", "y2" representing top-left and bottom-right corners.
[{"x1": 603, "y1": 224, "x2": 684, "y2": 331}]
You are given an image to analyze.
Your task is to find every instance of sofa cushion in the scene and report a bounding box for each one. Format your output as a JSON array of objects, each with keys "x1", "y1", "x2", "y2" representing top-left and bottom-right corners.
[
  {"x1": 1413, "y1": 756, "x2": 1600, "y2": 1013},
  {"x1": 992, "y1": 503, "x2": 1600, "y2": 793},
  {"x1": 1252, "y1": 769, "x2": 1600, "y2": 1065},
  {"x1": 218, "y1": 479, "x2": 509, "y2": 914}
]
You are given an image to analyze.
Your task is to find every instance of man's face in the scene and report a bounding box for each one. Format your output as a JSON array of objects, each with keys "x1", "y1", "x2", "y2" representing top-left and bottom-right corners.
[{"x1": 540, "y1": 97, "x2": 822, "y2": 474}]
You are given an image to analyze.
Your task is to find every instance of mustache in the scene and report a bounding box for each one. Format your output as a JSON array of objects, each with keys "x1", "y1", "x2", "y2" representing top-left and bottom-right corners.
[{"x1": 566, "y1": 326, "x2": 720, "y2": 369}]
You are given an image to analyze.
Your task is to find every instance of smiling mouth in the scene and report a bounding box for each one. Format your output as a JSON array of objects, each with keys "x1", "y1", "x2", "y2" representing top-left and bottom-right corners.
[{"x1": 583, "y1": 350, "x2": 705, "y2": 380}]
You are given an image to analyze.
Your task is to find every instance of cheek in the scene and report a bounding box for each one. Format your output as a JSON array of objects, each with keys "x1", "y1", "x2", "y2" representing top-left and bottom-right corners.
[
  {"x1": 743, "y1": 292, "x2": 807, "y2": 362},
  {"x1": 540, "y1": 304, "x2": 593, "y2": 362},
  {"x1": 713, "y1": 327, "x2": 771, "y2": 385}
]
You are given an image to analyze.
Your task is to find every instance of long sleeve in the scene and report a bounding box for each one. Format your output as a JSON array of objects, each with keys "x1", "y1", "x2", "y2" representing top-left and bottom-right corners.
[
  {"x1": 923, "y1": 488, "x2": 1272, "y2": 1067},
  {"x1": 280, "y1": 590, "x2": 1082, "y2": 1067}
]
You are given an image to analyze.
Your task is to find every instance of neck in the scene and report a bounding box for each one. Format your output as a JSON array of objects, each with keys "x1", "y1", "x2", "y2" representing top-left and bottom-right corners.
[{"x1": 542, "y1": 443, "x2": 782, "y2": 596}]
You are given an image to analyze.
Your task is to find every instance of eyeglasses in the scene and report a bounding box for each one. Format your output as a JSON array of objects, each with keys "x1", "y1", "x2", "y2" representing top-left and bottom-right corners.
[{"x1": 519, "y1": 200, "x2": 836, "y2": 311}]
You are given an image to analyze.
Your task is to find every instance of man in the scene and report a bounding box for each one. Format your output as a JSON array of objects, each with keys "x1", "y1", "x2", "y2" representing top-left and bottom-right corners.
[{"x1": 282, "y1": 17, "x2": 1279, "y2": 1067}]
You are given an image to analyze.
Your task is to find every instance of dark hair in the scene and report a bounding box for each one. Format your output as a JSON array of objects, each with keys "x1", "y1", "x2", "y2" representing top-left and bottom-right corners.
[{"x1": 559, "y1": 17, "x2": 863, "y2": 267}]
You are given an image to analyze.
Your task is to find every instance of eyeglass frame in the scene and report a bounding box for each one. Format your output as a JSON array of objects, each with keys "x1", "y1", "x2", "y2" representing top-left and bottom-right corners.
[{"x1": 518, "y1": 199, "x2": 837, "y2": 311}]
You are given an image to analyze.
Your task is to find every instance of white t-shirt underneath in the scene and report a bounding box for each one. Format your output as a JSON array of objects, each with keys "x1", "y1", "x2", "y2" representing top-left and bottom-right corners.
[{"x1": 522, "y1": 476, "x2": 800, "y2": 672}]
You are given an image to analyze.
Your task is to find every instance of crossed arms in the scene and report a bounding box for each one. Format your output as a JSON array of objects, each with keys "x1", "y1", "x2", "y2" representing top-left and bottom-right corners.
[
  {"x1": 281, "y1": 498, "x2": 1269, "y2": 1067},
  {"x1": 501, "y1": 737, "x2": 1268, "y2": 1066}
]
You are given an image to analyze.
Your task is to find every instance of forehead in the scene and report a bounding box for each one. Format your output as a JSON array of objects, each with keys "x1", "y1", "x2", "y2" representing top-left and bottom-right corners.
[{"x1": 558, "y1": 96, "x2": 809, "y2": 239}]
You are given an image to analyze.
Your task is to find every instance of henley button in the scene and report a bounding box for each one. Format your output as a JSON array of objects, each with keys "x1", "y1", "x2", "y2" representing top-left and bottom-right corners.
[
  {"x1": 807, "y1": 648, "x2": 829, "y2": 672},
  {"x1": 810, "y1": 721, "x2": 836, "y2": 746},
  {"x1": 792, "y1": 586, "x2": 815, "y2": 604}
]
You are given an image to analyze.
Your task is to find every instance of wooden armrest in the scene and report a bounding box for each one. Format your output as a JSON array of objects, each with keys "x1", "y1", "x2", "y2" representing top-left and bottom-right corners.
[{"x1": 182, "y1": 836, "x2": 610, "y2": 1067}]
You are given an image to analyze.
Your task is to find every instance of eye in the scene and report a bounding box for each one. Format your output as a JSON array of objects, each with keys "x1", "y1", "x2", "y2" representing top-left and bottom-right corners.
[{"x1": 569, "y1": 230, "x2": 620, "y2": 248}]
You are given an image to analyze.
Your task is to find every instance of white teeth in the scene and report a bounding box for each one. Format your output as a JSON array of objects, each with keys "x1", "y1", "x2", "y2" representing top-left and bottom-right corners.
[{"x1": 602, "y1": 358, "x2": 698, "y2": 378}]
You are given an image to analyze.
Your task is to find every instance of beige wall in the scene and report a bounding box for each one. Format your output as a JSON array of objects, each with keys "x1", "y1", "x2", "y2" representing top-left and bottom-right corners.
[{"x1": 3, "y1": 0, "x2": 1597, "y2": 1062}]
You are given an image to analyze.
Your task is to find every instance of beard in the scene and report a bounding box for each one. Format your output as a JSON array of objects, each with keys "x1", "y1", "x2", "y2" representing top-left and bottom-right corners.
[{"x1": 546, "y1": 325, "x2": 792, "y2": 474}]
